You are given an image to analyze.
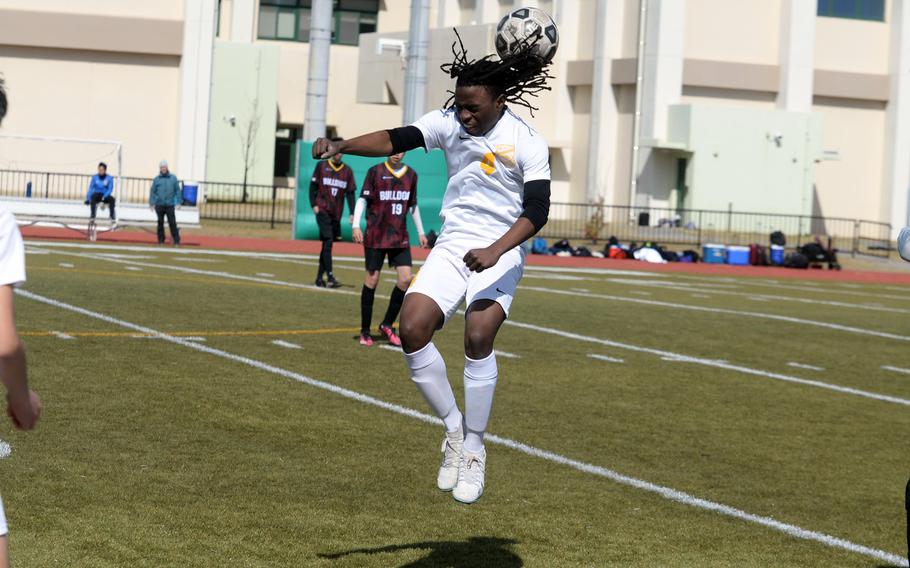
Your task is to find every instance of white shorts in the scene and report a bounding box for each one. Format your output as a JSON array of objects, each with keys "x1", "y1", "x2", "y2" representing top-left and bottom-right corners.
[
  {"x1": 406, "y1": 240, "x2": 525, "y2": 325},
  {"x1": 0, "y1": 495, "x2": 8, "y2": 536}
]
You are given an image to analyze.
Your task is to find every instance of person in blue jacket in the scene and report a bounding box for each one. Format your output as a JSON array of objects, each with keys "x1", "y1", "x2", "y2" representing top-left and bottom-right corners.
[
  {"x1": 149, "y1": 160, "x2": 182, "y2": 246},
  {"x1": 84, "y1": 162, "x2": 116, "y2": 224}
]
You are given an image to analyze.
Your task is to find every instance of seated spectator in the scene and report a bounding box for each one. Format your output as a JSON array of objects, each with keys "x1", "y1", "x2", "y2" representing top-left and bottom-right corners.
[{"x1": 85, "y1": 162, "x2": 116, "y2": 225}]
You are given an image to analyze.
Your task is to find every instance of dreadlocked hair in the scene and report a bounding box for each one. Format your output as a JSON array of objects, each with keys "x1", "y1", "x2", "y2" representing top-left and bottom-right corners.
[{"x1": 440, "y1": 28, "x2": 554, "y2": 115}]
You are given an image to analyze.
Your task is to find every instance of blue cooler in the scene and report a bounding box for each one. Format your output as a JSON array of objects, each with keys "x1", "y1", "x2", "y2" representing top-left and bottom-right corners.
[
  {"x1": 726, "y1": 245, "x2": 750, "y2": 265},
  {"x1": 770, "y1": 245, "x2": 785, "y2": 266},
  {"x1": 703, "y1": 244, "x2": 726, "y2": 264},
  {"x1": 182, "y1": 183, "x2": 199, "y2": 206}
]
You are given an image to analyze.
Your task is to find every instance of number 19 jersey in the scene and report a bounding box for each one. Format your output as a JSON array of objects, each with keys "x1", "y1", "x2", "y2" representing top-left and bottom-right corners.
[{"x1": 361, "y1": 162, "x2": 418, "y2": 249}]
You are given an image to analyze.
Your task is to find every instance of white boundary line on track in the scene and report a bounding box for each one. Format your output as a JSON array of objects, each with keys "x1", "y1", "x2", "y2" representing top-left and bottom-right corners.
[
  {"x1": 29, "y1": 246, "x2": 910, "y2": 407},
  {"x1": 882, "y1": 365, "x2": 910, "y2": 376},
  {"x1": 519, "y1": 285, "x2": 910, "y2": 343},
  {"x1": 15, "y1": 288, "x2": 907, "y2": 568}
]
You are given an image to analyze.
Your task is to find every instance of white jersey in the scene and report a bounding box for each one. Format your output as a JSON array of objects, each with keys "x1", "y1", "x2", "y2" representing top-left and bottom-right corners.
[
  {"x1": 412, "y1": 107, "x2": 550, "y2": 248},
  {"x1": 0, "y1": 206, "x2": 26, "y2": 287}
]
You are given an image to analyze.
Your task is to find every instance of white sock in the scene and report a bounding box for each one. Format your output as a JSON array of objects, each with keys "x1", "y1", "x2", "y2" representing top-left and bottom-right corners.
[
  {"x1": 463, "y1": 352, "x2": 498, "y2": 453},
  {"x1": 404, "y1": 343, "x2": 462, "y2": 433}
]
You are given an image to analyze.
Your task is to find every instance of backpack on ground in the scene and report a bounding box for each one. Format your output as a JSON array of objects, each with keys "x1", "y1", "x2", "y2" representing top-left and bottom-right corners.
[
  {"x1": 608, "y1": 246, "x2": 628, "y2": 260},
  {"x1": 531, "y1": 236, "x2": 548, "y2": 254},
  {"x1": 784, "y1": 252, "x2": 809, "y2": 269},
  {"x1": 749, "y1": 244, "x2": 768, "y2": 266},
  {"x1": 770, "y1": 231, "x2": 786, "y2": 246}
]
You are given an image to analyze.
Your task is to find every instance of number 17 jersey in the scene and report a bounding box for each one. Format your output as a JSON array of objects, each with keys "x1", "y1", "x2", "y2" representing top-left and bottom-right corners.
[{"x1": 361, "y1": 162, "x2": 418, "y2": 249}]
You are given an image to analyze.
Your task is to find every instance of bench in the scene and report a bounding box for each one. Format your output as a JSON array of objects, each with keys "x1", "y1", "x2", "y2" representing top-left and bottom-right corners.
[{"x1": 1, "y1": 197, "x2": 201, "y2": 241}]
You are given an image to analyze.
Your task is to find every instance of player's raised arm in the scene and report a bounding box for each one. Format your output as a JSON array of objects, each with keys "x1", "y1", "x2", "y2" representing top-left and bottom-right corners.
[{"x1": 312, "y1": 126, "x2": 427, "y2": 159}]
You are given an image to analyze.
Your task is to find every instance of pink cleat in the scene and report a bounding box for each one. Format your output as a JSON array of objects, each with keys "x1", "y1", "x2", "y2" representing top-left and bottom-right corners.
[
  {"x1": 359, "y1": 333, "x2": 374, "y2": 347},
  {"x1": 378, "y1": 324, "x2": 401, "y2": 347}
]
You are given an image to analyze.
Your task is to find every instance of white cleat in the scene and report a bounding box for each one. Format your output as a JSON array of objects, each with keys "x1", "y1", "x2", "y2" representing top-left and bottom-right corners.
[
  {"x1": 452, "y1": 447, "x2": 486, "y2": 504},
  {"x1": 437, "y1": 426, "x2": 464, "y2": 492}
]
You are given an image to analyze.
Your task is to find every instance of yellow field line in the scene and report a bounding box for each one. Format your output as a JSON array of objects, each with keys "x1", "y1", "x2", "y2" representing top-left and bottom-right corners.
[{"x1": 20, "y1": 327, "x2": 359, "y2": 338}]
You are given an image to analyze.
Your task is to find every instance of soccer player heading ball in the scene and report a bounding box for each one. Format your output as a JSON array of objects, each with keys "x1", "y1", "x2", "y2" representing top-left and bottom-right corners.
[{"x1": 312, "y1": 29, "x2": 554, "y2": 504}]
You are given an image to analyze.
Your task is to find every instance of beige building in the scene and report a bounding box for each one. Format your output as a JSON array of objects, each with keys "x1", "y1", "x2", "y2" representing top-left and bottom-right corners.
[{"x1": 0, "y1": 0, "x2": 907, "y2": 235}]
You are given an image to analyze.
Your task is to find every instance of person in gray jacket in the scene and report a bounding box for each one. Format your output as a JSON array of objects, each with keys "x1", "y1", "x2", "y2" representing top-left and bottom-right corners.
[{"x1": 149, "y1": 160, "x2": 181, "y2": 246}]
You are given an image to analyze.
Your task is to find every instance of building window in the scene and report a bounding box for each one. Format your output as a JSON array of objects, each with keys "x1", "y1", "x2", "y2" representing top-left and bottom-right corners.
[
  {"x1": 258, "y1": 0, "x2": 379, "y2": 45},
  {"x1": 817, "y1": 0, "x2": 885, "y2": 21},
  {"x1": 274, "y1": 127, "x2": 298, "y2": 178}
]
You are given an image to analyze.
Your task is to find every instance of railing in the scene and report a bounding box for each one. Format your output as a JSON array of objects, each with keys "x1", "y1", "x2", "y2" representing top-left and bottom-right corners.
[
  {"x1": 541, "y1": 203, "x2": 893, "y2": 258},
  {"x1": 0, "y1": 169, "x2": 894, "y2": 255},
  {"x1": 0, "y1": 169, "x2": 294, "y2": 228}
]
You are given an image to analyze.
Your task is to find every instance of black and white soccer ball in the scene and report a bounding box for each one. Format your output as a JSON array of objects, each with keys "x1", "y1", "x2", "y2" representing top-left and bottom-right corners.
[{"x1": 495, "y1": 7, "x2": 558, "y2": 63}]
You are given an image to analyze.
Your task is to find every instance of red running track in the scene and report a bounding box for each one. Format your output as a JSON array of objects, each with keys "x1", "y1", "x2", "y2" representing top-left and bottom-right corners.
[{"x1": 21, "y1": 226, "x2": 910, "y2": 286}]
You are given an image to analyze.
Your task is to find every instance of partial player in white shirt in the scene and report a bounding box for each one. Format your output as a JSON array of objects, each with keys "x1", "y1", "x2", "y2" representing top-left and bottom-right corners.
[
  {"x1": 0, "y1": 78, "x2": 42, "y2": 568},
  {"x1": 312, "y1": 34, "x2": 553, "y2": 504}
]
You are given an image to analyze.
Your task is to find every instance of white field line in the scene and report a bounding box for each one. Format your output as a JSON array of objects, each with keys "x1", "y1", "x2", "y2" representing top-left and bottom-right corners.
[
  {"x1": 96, "y1": 254, "x2": 157, "y2": 260},
  {"x1": 28, "y1": 241, "x2": 675, "y2": 278},
  {"x1": 497, "y1": 350, "x2": 520, "y2": 359},
  {"x1": 40, "y1": 246, "x2": 908, "y2": 343},
  {"x1": 674, "y1": 274, "x2": 910, "y2": 302},
  {"x1": 588, "y1": 354, "x2": 624, "y2": 363},
  {"x1": 256, "y1": 273, "x2": 275, "y2": 278},
  {"x1": 742, "y1": 281, "x2": 910, "y2": 303},
  {"x1": 51, "y1": 331, "x2": 74, "y2": 340},
  {"x1": 0, "y1": 440, "x2": 10, "y2": 459},
  {"x1": 603, "y1": 278, "x2": 910, "y2": 315},
  {"x1": 379, "y1": 344, "x2": 402, "y2": 353},
  {"x1": 881, "y1": 365, "x2": 910, "y2": 376},
  {"x1": 16, "y1": 288, "x2": 908, "y2": 568},
  {"x1": 787, "y1": 362, "x2": 825, "y2": 372},
  {"x1": 173, "y1": 258, "x2": 224, "y2": 263},
  {"x1": 58, "y1": 263, "x2": 74, "y2": 268},
  {"x1": 271, "y1": 340, "x2": 302, "y2": 349},
  {"x1": 34, "y1": 246, "x2": 910, "y2": 407},
  {"x1": 183, "y1": 336, "x2": 206, "y2": 342},
  {"x1": 29, "y1": 247, "x2": 362, "y2": 298},
  {"x1": 503, "y1": 320, "x2": 910, "y2": 407},
  {"x1": 519, "y1": 285, "x2": 910, "y2": 343},
  {"x1": 125, "y1": 266, "x2": 143, "y2": 272}
]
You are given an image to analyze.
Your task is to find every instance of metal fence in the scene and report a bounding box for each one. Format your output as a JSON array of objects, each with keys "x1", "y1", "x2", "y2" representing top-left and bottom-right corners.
[
  {"x1": 0, "y1": 169, "x2": 294, "y2": 228},
  {"x1": 542, "y1": 203, "x2": 893, "y2": 258},
  {"x1": 0, "y1": 169, "x2": 894, "y2": 256}
]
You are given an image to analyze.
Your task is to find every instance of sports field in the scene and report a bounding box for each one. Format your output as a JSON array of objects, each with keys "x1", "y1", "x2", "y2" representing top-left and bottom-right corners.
[{"x1": 3, "y1": 239, "x2": 909, "y2": 567}]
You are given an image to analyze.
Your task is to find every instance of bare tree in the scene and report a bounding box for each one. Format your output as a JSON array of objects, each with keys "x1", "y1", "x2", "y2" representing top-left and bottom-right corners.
[{"x1": 236, "y1": 96, "x2": 261, "y2": 204}]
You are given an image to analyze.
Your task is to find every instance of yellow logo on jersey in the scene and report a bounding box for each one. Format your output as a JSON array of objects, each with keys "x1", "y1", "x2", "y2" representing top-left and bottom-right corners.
[{"x1": 478, "y1": 145, "x2": 516, "y2": 176}]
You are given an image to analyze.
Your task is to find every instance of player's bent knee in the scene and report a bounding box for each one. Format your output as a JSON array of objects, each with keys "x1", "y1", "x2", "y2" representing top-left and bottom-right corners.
[{"x1": 464, "y1": 328, "x2": 494, "y2": 359}]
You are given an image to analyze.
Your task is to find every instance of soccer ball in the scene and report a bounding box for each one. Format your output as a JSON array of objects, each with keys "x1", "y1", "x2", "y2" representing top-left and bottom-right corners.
[{"x1": 495, "y1": 7, "x2": 559, "y2": 63}]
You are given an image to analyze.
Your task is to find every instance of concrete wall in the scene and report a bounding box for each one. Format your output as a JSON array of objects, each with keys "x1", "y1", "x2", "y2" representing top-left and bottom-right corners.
[
  {"x1": 0, "y1": 46, "x2": 180, "y2": 178},
  {"x1": 812, "y1": 97, "x2": 886, "y2": 222},
  {"x1": 206, "y1": 41, "x2": 280, "y2": 185},
  {"x1": 685, "y1": 0, "x2": 781, "y2": 65}
]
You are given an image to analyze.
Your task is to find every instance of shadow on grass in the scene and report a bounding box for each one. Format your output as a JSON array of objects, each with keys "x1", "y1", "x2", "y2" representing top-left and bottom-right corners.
[{"x1": 318, "y1": 536, "x2": 522, "y2": 567}]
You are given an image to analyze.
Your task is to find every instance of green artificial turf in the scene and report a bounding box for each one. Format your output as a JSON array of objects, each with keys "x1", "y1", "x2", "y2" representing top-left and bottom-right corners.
[{"x1": 1, "y1": 241, "x2": 907, "y2": 567}]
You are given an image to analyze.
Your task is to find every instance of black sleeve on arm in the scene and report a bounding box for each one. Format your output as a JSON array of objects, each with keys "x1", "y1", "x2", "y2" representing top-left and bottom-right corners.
[
  {"x1": 386, "y1": 126, "x2": 426, "y2": 154},
  {"x1": 346, "y1": 189, "x2": 355, "y2": 213},
  {"x1": 519, "y1": 179, "x2": 551, "y2": 233}
]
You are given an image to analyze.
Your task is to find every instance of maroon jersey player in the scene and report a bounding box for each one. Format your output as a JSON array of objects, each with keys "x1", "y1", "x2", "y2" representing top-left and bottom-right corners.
[
  {"x1": 309, "y1": 138, "x2": 356, "y2": 288},
  {"x1": 352, "y1": 152, "x2": 427, "y2": 346}
]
